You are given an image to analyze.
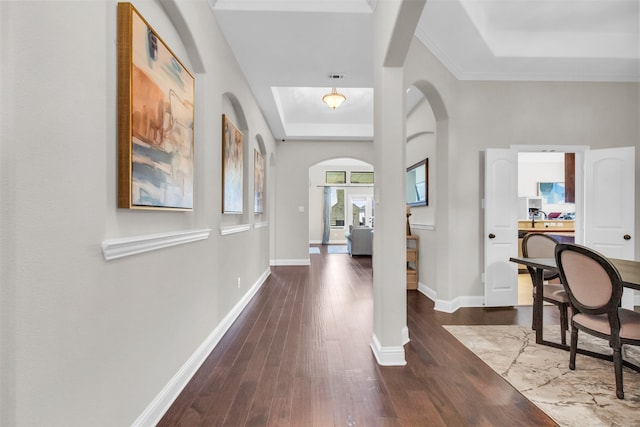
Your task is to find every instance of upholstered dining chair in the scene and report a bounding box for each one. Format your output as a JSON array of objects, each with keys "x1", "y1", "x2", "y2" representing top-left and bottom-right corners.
[
  {"x1": 522, "y1": 233, "x2": 570, "y2": 344},
  {"x1": 555, "y1": 243, "x2": 640, "y2": 399}
]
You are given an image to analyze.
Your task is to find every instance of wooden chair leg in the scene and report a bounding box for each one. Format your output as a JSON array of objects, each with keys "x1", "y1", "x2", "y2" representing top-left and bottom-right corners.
[
  {"x1": 613, "y1": 347, "x2": 624, "y2": 399},
  {"x1": 531, "y1": 295, "x2": 537, "y2": 331},
  {"x1": 559, "y1": 304, "x2": 568, "y2": 346},
  {"x1": 569, "y1": 326, "x2": 578, "y2": 370}
]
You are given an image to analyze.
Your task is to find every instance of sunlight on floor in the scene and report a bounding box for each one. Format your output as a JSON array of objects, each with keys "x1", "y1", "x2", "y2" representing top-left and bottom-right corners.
[{"x1": 517, "y1": 274, "x2": 533, "y2": 306}]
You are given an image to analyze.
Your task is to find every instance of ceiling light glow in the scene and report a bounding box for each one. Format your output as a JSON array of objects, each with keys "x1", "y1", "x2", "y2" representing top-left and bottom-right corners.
[{"x1": 322, "y1": 87, "x2": 347, "y2": 109}]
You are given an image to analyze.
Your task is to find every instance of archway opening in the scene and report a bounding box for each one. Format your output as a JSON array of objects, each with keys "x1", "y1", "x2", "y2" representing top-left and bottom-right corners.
[{"x1": 308, "y1": 157, "x2": 374, "y2": 246}]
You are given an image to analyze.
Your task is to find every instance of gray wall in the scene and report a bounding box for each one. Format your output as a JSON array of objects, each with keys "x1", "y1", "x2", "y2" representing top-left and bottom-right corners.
[
  {"x1": 405, "y1": 97, "x2": 438, "y2": 295},
  {"x1": 273, "y1": 141, "x2": 374, "y2": 264},
  {"x1": 1, "y1": 2, "x2": 638, "y2": 425},
  {"x1": 1, "y1": 1, "x2": 274, "y2": 425},
  {"x1": 405, "y1": 39, "x2": 639, "y2": 303}
]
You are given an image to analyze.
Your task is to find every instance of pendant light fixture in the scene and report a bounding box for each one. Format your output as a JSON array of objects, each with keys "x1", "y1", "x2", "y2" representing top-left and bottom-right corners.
[{"x1": 322, "y1": 87, "x2": 346, "y2": 109}]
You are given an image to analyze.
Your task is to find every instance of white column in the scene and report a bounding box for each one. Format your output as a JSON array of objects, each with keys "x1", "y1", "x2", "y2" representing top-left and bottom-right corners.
[
  {"x1": 370, "y1": 0, "x2": 425, "y2": 366},
  {"x1": 371, "y1": 65, "x2": 408, "y2": 366}
]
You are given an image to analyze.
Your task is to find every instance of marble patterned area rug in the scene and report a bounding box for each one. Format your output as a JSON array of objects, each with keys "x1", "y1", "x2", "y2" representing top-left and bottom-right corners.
[{"x1": 443, "y1": 325, "x2": 640, "y2": 427}]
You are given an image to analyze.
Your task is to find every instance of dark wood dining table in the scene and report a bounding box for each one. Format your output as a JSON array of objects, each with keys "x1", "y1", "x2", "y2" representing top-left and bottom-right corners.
[{"x1": 509, "y1": 256, "x2": 640, "y2": 371}]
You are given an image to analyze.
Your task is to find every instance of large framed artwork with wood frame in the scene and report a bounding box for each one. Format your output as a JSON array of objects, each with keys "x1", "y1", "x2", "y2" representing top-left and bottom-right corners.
[{"x1": 117, "y1": 2, "x2": 195, "y2": 210}]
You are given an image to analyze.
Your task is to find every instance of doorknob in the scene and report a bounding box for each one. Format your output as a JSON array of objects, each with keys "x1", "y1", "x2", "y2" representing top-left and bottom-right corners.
[
  {"x1": 623, "y1": 234, "x2": 631, "y2": 240},
  {"x1": 488, "y1": 233, "x2": 496, "y2": 239}
]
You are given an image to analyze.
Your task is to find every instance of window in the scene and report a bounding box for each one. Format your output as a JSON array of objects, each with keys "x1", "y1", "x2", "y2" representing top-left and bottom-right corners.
[
  {"x1": 350, "y1": 171, "x2": 374, "y2": 184},
  {"x1": 326, "y1": 171, "x2": 346, "y2": 184},
  {"x1": 330, "y1": 188, "x2": 345, "y2": 227}
]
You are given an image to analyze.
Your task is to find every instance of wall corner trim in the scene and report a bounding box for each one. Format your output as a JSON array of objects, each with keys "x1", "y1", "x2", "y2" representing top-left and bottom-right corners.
[
  {"x1": 254, "y1": 221, "x2": 269, "y2": 229},
  {"x1": 401, "y1": 326, "x2": 410, "y2": 345},
  {"x1": 370, "y1": 334, "x2": 407, "y2": 366},
  {"x1": 220, "y1": 224, "x2": 251, "y2": 235},
  {"x1": 101, "y1": 228, "x2": 211, "y2": 261},
  {"x1": 418, "y1": 283, "x2": 484, "y2": 313}
]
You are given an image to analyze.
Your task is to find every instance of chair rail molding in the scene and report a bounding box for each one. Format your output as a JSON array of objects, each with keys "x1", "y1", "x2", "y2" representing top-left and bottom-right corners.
[
  {"x1": 410, "y1": 223, "x2": 435, "y2": 231},
  {"x1": 220, "y1": 224, "x2": 251, "y2": 235},
  {"x1": 101, "y1": 228, "x2": 211, "y2": 261}
]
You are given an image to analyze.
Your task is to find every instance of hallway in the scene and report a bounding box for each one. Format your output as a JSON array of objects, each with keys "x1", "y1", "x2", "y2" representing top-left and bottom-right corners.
[{"x1": 159, "y1": 247, "x2": 558, "y2": 426}]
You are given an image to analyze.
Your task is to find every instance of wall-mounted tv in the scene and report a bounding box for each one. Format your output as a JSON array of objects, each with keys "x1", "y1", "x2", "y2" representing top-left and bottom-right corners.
[{"x1": 406, "y1": 158, "x2": 428, "y2": 207}]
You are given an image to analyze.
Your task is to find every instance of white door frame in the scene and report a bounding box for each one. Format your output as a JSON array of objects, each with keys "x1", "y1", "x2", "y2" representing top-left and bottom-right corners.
[{"x1": 484, "y1": 145, "x2": 588, "y2": 307}]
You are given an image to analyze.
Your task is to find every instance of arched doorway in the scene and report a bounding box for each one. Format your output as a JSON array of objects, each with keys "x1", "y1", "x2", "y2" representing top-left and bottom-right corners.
[
  {"x1": 405, "y1": 81, "x2": 451, "y2": 309},
  {"x1": 308, "y1": 158, "x2": 374, "y2": 245}
]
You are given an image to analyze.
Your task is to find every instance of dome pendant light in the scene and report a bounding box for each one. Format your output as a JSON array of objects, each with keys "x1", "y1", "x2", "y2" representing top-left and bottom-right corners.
[{"x1": 322, "y1": 87, "x2": 346, "y2": 109}]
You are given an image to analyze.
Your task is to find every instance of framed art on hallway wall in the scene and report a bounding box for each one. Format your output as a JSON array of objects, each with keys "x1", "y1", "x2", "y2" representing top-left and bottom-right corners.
[
  {"x1": 254, "y1": 149, "x2": 265, "y2": 214},
  {"x1": 222, "y1": 114, "x2": 244, "y2": 213},
  {"x1": 117, "y1": 2, "x2": 195, "y2": 210}
]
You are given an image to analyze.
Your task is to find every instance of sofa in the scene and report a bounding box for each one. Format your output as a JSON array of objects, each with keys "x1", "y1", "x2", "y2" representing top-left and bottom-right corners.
[{"x1": 345, "y1": 226, "x2": 373, "y2": 256}]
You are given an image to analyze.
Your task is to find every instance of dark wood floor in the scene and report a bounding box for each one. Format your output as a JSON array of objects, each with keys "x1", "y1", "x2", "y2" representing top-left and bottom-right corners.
[{"x1": 159, "y1": 245, "x2": 559, "y2": 426}]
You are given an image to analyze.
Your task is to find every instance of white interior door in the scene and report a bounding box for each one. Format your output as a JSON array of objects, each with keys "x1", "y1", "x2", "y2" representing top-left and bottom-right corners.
[
  {"x1": 484, "y1": 148, "x2": 518, "y2": 307},
  {"x1": 584, "y1": 146, "x2": 635, "y2": 307},
  {"x1": 350, "y1": 195, "x2": 374, "y2": 227}
]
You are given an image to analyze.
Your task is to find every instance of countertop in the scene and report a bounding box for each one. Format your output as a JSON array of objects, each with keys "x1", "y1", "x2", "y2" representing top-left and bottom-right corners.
[{"x1": 518, "y1": 227, "x2": 574, "y2": 233}]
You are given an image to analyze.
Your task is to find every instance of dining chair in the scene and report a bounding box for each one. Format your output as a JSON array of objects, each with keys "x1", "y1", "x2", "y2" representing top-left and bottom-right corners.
[
  {"x1": 522, "y1": 233, "x2": 569, "y2": 344},
  {"x1": 555, "y1": 243, "x2": 640, "y2": 399}
]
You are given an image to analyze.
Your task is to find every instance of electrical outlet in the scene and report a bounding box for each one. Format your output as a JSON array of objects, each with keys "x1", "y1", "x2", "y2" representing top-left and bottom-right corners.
[{"x1": 237, "y1": 277, "x2": 241, "y2": 288}]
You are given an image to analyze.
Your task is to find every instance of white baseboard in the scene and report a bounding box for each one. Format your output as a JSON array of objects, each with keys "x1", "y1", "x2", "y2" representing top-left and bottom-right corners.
[
  {"x1": 132, "y1": 268, "x2": 271, "y2": 427},
  {"x1": 417, "y1": 282, "x2": 484, "y2": 313},
  {"x1": 270, "y1": 258, "x2": 310, "y2": 266},
  {"x1": 370, "y1": 334, "x2": 406, "y2": 366},
  {"x1": 401, "y1": 326, "x2": 410, "y2": 345},
  {"x1": 417, "y1": 282, "x2": 437, "y2": 301},
  {"x1": 434, "y1": 295, "x2": 485, "y2": 313}
]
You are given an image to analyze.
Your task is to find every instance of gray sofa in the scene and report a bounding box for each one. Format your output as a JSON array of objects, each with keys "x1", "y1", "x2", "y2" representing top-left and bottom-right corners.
[{"x1": 345, "y1": 226, "x2": 373, "y2": 256}]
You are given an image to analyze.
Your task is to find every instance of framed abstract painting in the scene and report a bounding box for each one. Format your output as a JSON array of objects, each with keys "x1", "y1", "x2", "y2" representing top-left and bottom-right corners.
[
  {"x1": 117, "y1": 2, "x2": 195, "y2": 210},
  {"x1": 222, "y1": 114, "x2": 243, "y2": 213},
  {"x1": 254, "y1": 149, "x2": 265, "y2": 214},
  {"x1": 538, "y1": 182, "x2": 565, "y2": 204}
]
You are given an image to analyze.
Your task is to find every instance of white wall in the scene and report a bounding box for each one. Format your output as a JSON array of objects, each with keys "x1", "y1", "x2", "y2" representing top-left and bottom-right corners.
[{"x1": 0, "y1": 1, "x2": 274, "y2": 425}]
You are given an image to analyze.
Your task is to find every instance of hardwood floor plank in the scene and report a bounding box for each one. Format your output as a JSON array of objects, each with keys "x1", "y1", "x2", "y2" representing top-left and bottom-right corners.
[{"x1": 159, "y1": 247, "x2": 558, "y2": 426}]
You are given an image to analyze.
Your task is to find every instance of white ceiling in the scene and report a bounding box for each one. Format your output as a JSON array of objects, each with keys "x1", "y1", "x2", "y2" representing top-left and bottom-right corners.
[{"x1": 210, "y1": 0, "x2": 639, "y2": 142}]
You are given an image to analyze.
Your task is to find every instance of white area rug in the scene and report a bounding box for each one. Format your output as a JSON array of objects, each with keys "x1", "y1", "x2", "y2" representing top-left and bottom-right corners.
[{"x1": 443, "y1": 325, "x2": 640, "y2": 427}]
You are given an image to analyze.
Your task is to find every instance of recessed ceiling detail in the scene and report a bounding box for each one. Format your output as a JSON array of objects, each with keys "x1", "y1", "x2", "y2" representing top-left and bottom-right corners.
[
  {"x1": 459, "y1": 0, "x2": 639, "y2": 59},
  {"x1": 417, "y1": 0, "x2": 639, "y2": 82},
  {"x1": 272, "y1": 87, "x2": 374, "y2": 139},
  {"x1": 211, "y1": 0, "x2": 639, "y2": 142}
]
